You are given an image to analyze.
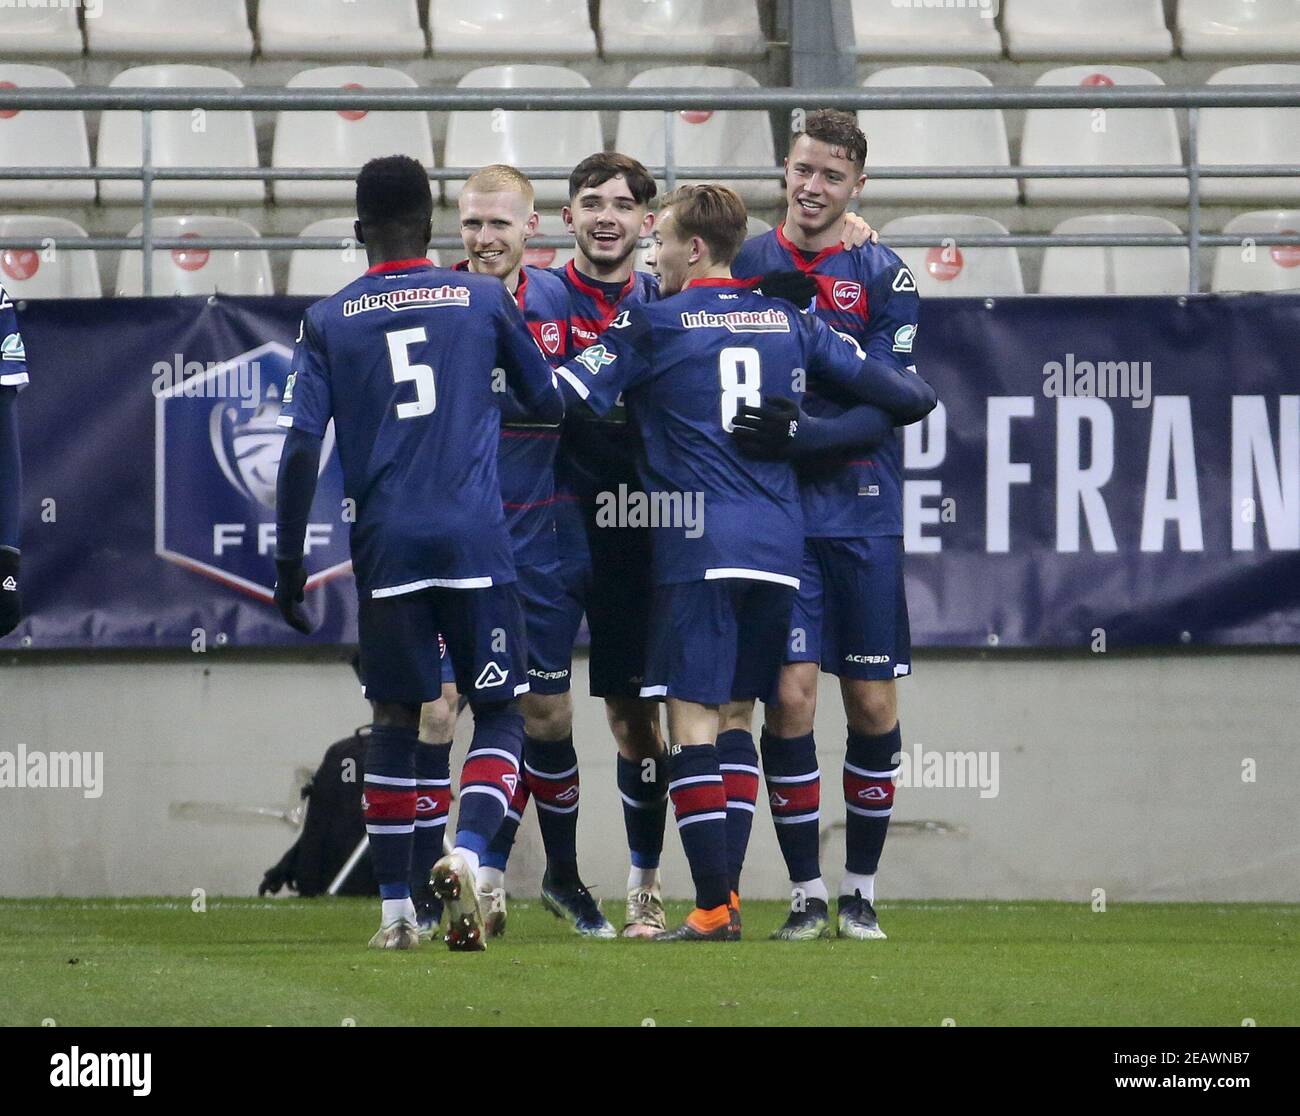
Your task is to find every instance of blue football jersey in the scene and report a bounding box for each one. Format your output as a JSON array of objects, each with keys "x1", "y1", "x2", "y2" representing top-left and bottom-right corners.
[
  {"x1": 0, "y1": 284, "x2": 28, "y2": 393},
  {"x1": 550, "y1": 261, "x2": 660, "y2": 558},
  {"x1": 454, "y1": 261, "x2": 571, "y2": 568},
  {"x1": 732, "y1": 224, "x2": 921, "y2": 539},
  {"x1": 555, "y1": 278, "x2": 921, "y2": 588},
  {"x1": 277, "y1": 259, "x2": 563, "y2": 598}
]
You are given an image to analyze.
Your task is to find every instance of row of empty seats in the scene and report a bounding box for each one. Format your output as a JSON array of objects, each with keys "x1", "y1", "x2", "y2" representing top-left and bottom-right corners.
[
  {"x1": 0, "y1": 63, "x2": 780, "y2": 207},
  {"x1": 852, "y1": 0, "x2": 1300, "y2": 61},
  {"x1": 860, "y1": 64, "x2": 1300, "y2": 205},
  {"x1": 5, "y1": 1, "x2": 1300, "y2": 61},
  {"x1": 3, "y1": 212, "x2": 1298, "y2": 298},
  {"x1": 3, "y1": 63, "x2": 1300, "y2": 209},
  {"x1": 1, "y1": 0, "x2": 766, "y2": 60}
]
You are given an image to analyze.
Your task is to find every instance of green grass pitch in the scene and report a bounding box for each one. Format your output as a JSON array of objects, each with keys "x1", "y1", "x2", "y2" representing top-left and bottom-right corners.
[{"x1": 1, "y1": 899, "x2": 1295, "y2": 1027}]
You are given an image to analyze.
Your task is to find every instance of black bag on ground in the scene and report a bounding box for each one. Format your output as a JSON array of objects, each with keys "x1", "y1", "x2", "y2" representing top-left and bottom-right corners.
[{"x1": 259, "y1": 726, "x2": 376, "y2": 897}]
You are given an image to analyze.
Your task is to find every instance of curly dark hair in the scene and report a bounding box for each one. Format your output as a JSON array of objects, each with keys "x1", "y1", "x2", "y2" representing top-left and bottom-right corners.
[
  {"x1": 792, "y1": 108, "x2": 868, "y2": 169},
  {"x1": 568, "y1": 152, "x2": 658, "y2": 206}
]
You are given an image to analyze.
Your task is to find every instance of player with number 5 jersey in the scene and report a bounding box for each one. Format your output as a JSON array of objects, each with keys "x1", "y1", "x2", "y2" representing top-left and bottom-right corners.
[{"x1": 273, "y1": 156, "x2": 564, "y2": 955}]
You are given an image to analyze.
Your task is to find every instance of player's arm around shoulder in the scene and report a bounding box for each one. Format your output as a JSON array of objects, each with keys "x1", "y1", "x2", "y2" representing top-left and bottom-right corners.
[{"x1": 802, "y1": 306, "x2": 937, "y2": 425}]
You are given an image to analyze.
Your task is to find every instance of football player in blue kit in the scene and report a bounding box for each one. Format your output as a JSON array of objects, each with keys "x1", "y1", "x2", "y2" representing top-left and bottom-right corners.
[
  {"x1": 556, "y1": 184, "x2": 936, "y2": 940},
  {"x1": 0, "y1": 281, "x2": 27, "y2": 639},
  {"x1": 272, "y1": 156, "x2": 564, "y2": 952},
  {"x1": 547, "y1": 153, "x2": 675, "y2": 936},
  {"x1": 543, "y1": 153, "x2": 878, "y2": 937},
  {"x1": 420, "y1": 163, "x2": 616, "y2": 940},
  {"x1": 728, "y1": 110, "x2": 924, "y2": 941}
]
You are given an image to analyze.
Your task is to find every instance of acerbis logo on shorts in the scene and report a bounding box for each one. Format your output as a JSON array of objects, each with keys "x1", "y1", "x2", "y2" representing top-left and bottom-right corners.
[
  {"x1": 845, "y1": 654, "x2": 891, "y2": 664},
  {"x1": 528, "y1": 667, "x2": 570, "y2": 681},
  {"x1": 475, "y1": 661, "x2": 509, "y2": 689}
]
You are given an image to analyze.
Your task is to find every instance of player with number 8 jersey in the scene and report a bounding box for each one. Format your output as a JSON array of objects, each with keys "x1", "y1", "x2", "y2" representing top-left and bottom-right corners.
[{"x1": 555, "y1": 184, "x2": 936, "y2": 940}]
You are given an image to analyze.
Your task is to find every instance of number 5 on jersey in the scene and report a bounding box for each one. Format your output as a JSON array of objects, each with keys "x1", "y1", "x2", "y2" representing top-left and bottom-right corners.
[{"x1": 386, "y1": 327, "x2": 436, "y2": 418}]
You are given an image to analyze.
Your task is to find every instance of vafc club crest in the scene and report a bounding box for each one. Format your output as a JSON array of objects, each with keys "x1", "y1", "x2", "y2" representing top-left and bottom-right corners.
[
  {"x1": 831, "y1": 280, "x2": 864, "y2": 313},
  {"x1": 538, "y1": 320, "x2": 563, "y2": 356},
  {"x1": 155, "y1": 341, "x2": 352, "y2": 601}
]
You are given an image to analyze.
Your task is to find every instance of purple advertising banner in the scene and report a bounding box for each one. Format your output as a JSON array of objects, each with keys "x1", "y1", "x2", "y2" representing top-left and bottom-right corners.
[{"x1": 3, "y1": 294, "x2": 1298, "y2": 650}]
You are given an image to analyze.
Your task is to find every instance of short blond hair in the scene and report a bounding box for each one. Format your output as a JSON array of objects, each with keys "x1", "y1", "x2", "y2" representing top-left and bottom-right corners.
[
  {"x1": 659, "y1": 183, "x2": 748, "y2": 266},
  {"x1": 463, "y1": 163, "x2": 535, "y2": 209}
]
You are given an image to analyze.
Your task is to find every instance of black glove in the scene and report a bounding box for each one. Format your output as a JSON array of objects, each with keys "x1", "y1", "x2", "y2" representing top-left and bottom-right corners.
[
  {"x1": 0, "y1": 547, "x2": 20, "y2": 639},
  {"x1": 273, "y1": 557, "x2": 312, "y2": 634},
  {"x1": 754, "y1": 269, "x2": 817, "y2": 308},
  {"x1": 730, "y1": 396, "x2": 802, "y2": 460},
  {"x1": 259, "y1": 840, "x2": 299, "y2": 896}
]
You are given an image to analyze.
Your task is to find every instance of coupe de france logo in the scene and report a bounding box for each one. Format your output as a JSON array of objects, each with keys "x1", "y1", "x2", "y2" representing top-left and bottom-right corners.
[{"x1": 155, "y1": 341, "x2": 352, "y2": 601}]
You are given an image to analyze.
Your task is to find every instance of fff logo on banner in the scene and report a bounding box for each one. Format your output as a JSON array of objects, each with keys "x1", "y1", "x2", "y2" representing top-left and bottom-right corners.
[{"x1": 154, "y1": 341, "x2": 352, "y2": 601}]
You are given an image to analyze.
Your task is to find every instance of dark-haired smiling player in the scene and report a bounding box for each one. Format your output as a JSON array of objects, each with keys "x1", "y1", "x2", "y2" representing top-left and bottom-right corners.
[{"x1": 272, "y1": 155, "x2": 564, "y2": 952}]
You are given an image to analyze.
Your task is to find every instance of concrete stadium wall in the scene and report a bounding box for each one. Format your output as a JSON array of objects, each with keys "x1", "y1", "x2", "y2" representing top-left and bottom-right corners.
[{"x1": 1, "y1": 648, "x2": 1296, "y2": 902}]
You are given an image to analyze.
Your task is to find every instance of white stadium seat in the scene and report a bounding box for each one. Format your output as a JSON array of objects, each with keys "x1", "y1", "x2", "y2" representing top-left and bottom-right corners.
[
  {"x1": 0, "y1": 65, "x2": 94, "y2": 204},
  {"x1": 258, "y1": 0, "x2": 425, "y2": 59},
  {"x1": 1021, "y1": 66, "x2": 1186, "y2": 205},
  {"x1": 859, "y1": 68, "x2": 1016, "y2": 205},
  {"x1": 851, "y1": 0, "x2": 1002, "y2": 59},
  {"x1": 273, "y1": 67, "x2": 435, "y2": 205},
  {"x1": 1178, "y1": 0, "x2": 1300, "y2": 60},
  {"x1": 86, "y1": 0, "x2": 254, "y2": 58},
  {"x1": 616, "y1": 67, "x2": 780, "y2": 205},
  {"x1": 97, "y1": 65, "x2": 261, "y2": 205},
  {"x1": 431, "y1": 0, "x2": 596, "y2": 59},
  {"x1": 1003, "y1": 0, "x2": 1172, "y2": 60},
  {"x1": 116, "y1": 216, "x2": 272, "y2": 297},
  {"x1": 0, "y1": 216, "x2": 100, "y2": 298},
  {"x1": 444, "y1": 66, "x2": 602, "y2": 207},
  {"x1": 1199, "y1": 65, "x2": 1300, "y2": 205},
  {"x1": 1038, "y1": 215, "x2": 1190, "y2": 295},
  {"x1": 600, "y1": 0, "x2": 766, "y2": 60},
  {"x1": 524, "y1": 214, "x2": 577, "y2": 272},
  {"x1": 288, "y1": 218, "x2": 443, "y2": 296},
  {"x1": 881, "y1": 214, "x2": 1024, "y2": 298},
  {"x1": 1212, "y1": 210, "x2": 1300, "y2": 293},
  {"x1": 0, "y1": 2, "x2": 82, "y2": 57}
]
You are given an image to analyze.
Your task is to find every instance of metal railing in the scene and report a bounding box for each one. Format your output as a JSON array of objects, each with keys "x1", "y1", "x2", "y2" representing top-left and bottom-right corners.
[{"x1": 1, "y1": 84, "x2": 1299, "y2": 294}]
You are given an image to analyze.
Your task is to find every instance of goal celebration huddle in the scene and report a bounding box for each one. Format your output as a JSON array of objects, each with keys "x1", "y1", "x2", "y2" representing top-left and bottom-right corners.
[{"x1": 270, "y1": 108, "x2": 938, "y2": 950}]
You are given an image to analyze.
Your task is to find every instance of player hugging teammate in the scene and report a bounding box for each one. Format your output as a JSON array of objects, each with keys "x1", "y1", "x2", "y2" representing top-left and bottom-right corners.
[{"x1": 273, "y1": 109, "x2": 936, "y2": 950}]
